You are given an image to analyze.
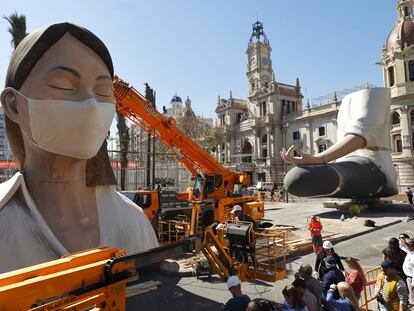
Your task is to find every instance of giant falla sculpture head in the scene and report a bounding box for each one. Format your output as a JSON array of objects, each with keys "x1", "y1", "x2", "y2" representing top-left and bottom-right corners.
[{"x1": 1, "y1": 22, "x2": 116, "y2": 185}]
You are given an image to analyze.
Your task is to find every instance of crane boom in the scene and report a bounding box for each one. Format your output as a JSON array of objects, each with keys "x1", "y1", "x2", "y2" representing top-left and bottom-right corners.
[{"x1": 113, "y1": 77, "x2": 250, "y2": 196}]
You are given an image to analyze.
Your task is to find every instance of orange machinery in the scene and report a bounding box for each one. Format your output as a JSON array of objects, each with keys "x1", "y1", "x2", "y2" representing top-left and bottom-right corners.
[
  {"x1": 201, "y1": 221, "x2": 286, "y2": 283},
  {"x1": 113, "y1": 77, "x2": 264, "y2": 233},
  {"x1": 0, "y1": 238, "x2": 199, "y2": 310}
]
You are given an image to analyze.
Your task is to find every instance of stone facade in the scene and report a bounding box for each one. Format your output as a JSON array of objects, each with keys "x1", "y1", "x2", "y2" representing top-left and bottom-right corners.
[{"x1": 382, "y1": 0, "x2": 414, "y2": 190}]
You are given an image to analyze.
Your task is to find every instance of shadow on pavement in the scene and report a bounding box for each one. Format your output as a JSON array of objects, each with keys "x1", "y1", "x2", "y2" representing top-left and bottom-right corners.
[
  {"x1": 314, "y1": 210, "x2": 410, "y2": 220},
  {"x1": 127, "y1": 271, "x2": 224, "y2": 311},
  {"x1": 264, "y1": 208, "x2": 281, "y2": 212}
]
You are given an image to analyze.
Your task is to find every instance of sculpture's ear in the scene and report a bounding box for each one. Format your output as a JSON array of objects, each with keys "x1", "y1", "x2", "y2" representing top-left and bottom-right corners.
[{"x1": 1, "y1": 88, "x2": 20, "y2": 123}]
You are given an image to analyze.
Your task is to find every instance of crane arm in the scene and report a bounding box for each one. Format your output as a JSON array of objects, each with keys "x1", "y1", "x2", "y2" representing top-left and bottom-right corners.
[{"x1": 113, "y1": 77, "x2": 249, "y2": 191}]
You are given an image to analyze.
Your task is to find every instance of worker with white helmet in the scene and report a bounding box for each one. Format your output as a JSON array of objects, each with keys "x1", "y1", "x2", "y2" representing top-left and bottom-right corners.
[
  {"x1": 314, "y1": 240, "x2": 345, "y2": 280},
  {"x1": 230, "y1": 204, "x2": 255, "y2": 225},
  {"x1": 224, "y1": 275, "x2": 251, "y2": 311}
]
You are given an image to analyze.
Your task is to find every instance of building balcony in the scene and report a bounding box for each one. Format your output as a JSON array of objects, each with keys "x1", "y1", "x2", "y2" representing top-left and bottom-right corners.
[
  {"x1": 391, "y1": 124, "x2": 401, "y2": 133},
  {"x1": 255, "y1": 157, "x2": 268, "y2": 164},
  {"x1": 236, "y1": 119, "x2": 254, "y2": 132}
]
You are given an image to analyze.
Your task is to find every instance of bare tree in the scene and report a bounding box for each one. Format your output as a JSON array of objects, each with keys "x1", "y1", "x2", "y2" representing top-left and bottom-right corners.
[{"x1": 116, "y1": 112, "x2": 129, "y2": 190}]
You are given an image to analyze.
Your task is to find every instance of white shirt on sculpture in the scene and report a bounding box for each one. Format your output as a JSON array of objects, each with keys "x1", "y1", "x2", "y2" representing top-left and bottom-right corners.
[
  {"x1": 0, "y1": 172, "x2": 159, "y2": 273},
  {"x1": 336, "y1": 87, "x2": 397, "y2": 192}
]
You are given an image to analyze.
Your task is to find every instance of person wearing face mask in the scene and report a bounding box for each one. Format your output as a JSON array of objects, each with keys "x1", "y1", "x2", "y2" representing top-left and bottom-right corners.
[{"x1": 0, "y1": 22, "x2": 159, "y2": 273}]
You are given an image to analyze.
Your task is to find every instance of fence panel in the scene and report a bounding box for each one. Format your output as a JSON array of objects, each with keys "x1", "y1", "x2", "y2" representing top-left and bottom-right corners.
[{"x1": 360, "y1": 266, "x2": 381, "y2": 311}]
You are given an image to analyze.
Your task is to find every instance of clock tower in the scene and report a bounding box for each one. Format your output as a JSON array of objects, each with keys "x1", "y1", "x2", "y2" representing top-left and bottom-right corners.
[{"x1": 246, "y1": 21, "x2": 274, "y2": 97}]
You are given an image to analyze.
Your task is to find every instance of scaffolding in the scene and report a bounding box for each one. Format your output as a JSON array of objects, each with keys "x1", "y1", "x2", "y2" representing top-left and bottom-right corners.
[
  {"x1": 108, "y1": 137, "x2": 193, "y2": 192},
  {"x1": 310, "y1": 83, "x2": 377, "y2": 107},
  {"x1": 157, "y1": 216, "x2": 191, "y2": 246}
]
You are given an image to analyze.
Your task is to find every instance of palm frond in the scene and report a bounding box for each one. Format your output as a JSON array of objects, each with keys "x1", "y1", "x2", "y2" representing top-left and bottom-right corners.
[{"x1": 3, "y1": 12, "x2": 28, "y2": 49}]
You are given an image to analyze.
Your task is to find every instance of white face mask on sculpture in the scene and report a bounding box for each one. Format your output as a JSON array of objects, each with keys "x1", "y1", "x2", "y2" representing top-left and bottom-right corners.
[{"x1": 13, "y1": 89, "x2": 115, "y2": 159}]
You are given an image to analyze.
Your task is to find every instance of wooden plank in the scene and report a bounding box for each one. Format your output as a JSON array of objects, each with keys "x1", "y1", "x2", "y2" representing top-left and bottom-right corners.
[{"x1": 126, "y1": 280, "x2": 162, "y2": 298}]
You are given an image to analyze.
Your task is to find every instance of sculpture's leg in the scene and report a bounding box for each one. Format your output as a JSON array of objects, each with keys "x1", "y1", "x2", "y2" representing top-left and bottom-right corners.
[{"x1": 284, "y1": 157, "x2": 396, "y2": 199}]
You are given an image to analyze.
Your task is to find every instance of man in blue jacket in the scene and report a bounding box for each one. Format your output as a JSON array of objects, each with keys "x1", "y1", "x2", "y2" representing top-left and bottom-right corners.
[{"x1": 321, "y1": 256, "x2": 345, "y2": 308}]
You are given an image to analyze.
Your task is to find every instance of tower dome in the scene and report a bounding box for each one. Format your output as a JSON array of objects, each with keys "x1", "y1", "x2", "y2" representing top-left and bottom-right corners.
[
  {"x1": 386, "y1": 20, "x2": 414, "y2": 51},
  {"x1": 386, "y1": 0, "x2": 414, "y2": 52},
  {"x1": 170, "y1": 95, "x2": 182, "y2": 103}
]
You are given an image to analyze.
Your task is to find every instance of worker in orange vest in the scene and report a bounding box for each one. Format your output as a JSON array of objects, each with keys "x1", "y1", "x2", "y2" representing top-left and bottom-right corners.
[{"x1": 308, "y1": 216, "x2": 323, "y2": 253}]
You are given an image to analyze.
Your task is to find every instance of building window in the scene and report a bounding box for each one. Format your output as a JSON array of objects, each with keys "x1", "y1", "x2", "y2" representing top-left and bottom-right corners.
[
  {"x1": 257, "y1": 173, "x2": 266, "y2": 182},
  {"x1": 241, "y1": 139, "x2": 253, "y2": 163},
  {"x1": 393, "y1": 134, "x2": 402, "y2": 153},
  {"x1": 259, "y1": 102, "x2": 267, "y2": 116},
  {"x1": 392, "y1": 111, "x2": 401, "y2": 125},
  {"x1": 405, "y1": 6, "x2": 410, "y2": 17},
  {"x1": 318, "y1": 126, "x2": 326, "y2": 136},
  {"x1": 408, "y1": 60, "x2": 414, "y2": 82},
  {"x1": 220, "y1": 115, "x2": 226, "y2": 126},
  {"x1": 388, "y1": 66, "x2": 395, "y2": 87},
  {"x1": 412, "y1": 132, "x2": 414, "y2": 151},
  {"x1": 237, "y1": 113, "x2": 242, "y2": 124},
  {"x1": 411, "y1": 110, "x2": 414, "y2": 124},
  {"x1": 261, "y1": 134, "x2": 268, "y2": 158},
  {"x1": 293, "y1": 131, "x2": 300, "y2": 140},
  {"x1": 318, "y1": 144, "x2": 327, "y2": 153}
]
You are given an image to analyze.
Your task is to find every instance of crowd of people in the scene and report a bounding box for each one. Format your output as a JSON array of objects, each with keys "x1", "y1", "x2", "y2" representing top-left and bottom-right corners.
[{"x1": 223, "y1": 233, "x2": 414, "y2": 311}]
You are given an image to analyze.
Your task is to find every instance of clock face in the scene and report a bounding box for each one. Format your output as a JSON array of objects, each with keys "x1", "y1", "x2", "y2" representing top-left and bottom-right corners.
[
  {"x1": 262, "y1": 57, "x2": 268, "y2": 65},
  {"x1": 251, "y1": 56, "x2": 256, "y2": 66}
]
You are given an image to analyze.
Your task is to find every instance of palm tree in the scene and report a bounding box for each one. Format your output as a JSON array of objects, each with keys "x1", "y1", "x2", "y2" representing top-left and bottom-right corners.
[{"x1": 4, "y1": 12, "x2": 28, "y2": 49}]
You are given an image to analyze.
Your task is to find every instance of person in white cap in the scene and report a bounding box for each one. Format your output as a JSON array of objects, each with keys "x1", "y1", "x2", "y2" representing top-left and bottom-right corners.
[
  {"x1": 224, "y1": 275, "x2": 251, "y2": 311},
  {"x1": 230, "y1": 204, "x2": 255, "y2": 225},
  {"x1": 315, "y1": 240, "x2": 345, "y2": 280}
]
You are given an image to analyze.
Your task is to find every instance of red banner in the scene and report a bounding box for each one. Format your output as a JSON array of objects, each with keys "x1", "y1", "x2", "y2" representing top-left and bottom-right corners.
[
  {"x1": 0, "y1": 160, "x2": 140, "y2": 170},
  {"x1": 0, "y1": 160, "x2": 17, "y2": 169},
  {"x1": 111, "y1": 161, "x2": 140, "y2": 169}
]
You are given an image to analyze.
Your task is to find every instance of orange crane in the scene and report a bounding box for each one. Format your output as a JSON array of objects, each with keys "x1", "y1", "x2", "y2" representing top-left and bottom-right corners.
[
  {"x1": 113, "y1": 77, "x2": 264, "y2": 233},
  {"x1": 0, "y1": 238, "x2": 199, "y2": 310}
]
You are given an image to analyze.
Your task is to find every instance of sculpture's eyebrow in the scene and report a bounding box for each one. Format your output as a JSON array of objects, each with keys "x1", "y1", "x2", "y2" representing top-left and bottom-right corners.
[
  {"x1": 48, "y1": 66, "x2": 81, "y2": 79},
  {"x1": 96, "y1": 74, "x2": 112, "y2": 81}
]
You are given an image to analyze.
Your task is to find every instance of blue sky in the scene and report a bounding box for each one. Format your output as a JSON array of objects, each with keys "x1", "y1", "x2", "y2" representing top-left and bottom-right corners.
[{"x1": 0, "y1": 0, "x2": 398, "y2": 125}]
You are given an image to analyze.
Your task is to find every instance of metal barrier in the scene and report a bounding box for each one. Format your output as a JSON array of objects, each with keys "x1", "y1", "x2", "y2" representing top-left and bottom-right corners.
[
  {"x1": 360, "y1": 266, "x2": 381, "y2": 311},
  {"x1": 253, "y1": 230, "x2": 287, "y2": 282},
  {"x1": 157, "y1": 216, "x2": 190, "y2": 246}
]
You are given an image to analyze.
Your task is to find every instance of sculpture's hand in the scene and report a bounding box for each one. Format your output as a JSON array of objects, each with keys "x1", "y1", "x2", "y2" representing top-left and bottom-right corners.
[{"x1": 280, "y1": 145, "x2": 325, "y2": 165}]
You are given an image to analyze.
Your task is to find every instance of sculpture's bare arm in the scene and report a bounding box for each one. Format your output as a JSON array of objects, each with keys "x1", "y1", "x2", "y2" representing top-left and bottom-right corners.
[{"x1": 280, "y1": 134, "x2": 366, "y2": 166}]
